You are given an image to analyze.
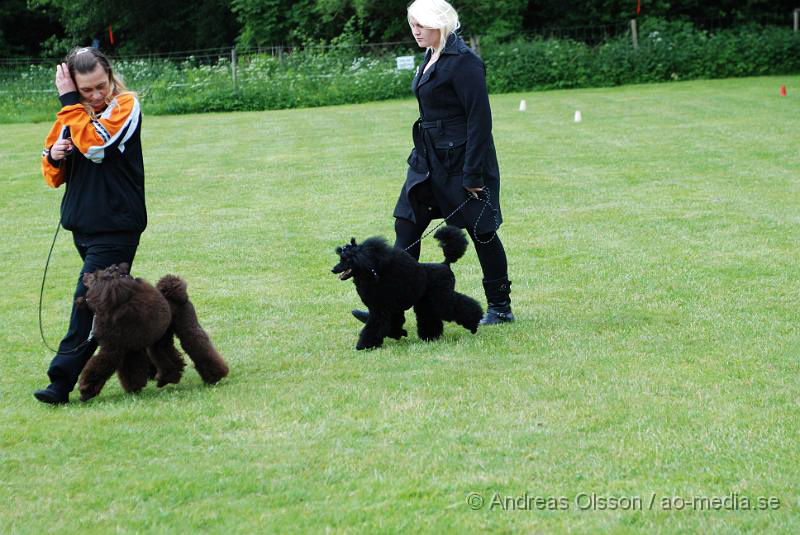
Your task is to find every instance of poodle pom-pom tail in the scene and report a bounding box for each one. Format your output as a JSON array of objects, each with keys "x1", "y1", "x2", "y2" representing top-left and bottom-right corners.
[
  {"x1": 434, "y1": 225, "x2": 468, "y2": 264},
  {"x1": 156, "y1": 275, "x2": 189, "y2": 304}
]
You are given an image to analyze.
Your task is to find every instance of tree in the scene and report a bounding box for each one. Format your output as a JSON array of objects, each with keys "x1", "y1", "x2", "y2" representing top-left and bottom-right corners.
[
  {"x1": 521, "y1": 0, "x2": 799, "y2": 31},
  {"x1": 4, "y1": 0, "x2": 799, "y2": 58},
  {"x1": 30, "y1": 0, "x2": 238, "y2": 55},
  {"x1": 458, "y1": 0, "x2": 528, "y2": 41},
  {"x1": 0, "y1": 0, "x2": 62, "y2": 56},
  {"x1": 232, "y1": 0, "x2": 414, "y2": 48}
]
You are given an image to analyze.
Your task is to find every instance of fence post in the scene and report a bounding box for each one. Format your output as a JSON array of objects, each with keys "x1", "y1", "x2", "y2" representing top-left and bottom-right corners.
[
  {"x1": 231, "y1": 47, "x2": 238, "y2": 92},
  {"x1": 630, "y1": 19, "x2": 639, "y2": 49},
  {"x1": 794, "y1": 8, "x2": 799, "y2": 32}
]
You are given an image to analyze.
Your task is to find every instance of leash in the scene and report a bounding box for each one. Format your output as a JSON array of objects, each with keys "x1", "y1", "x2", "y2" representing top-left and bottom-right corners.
[
  {"x1": 38, "y1": 220, "x2": 63, "y2": 353},
  {"x1": 403, "y1": 186, "x2": 499, "y2": 253},
  {"x1": 470, "y1": 186, "x2": 500, "y2": 245},
  {"x1": 38, "y1": 220, "x2": 96, "y2": 355},
  {"x1": 38, "y1": 142, "x2": 95, "y2": 355}
]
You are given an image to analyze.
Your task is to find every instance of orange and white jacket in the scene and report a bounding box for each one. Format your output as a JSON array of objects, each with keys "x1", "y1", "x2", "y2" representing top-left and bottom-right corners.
[{"x1": 41, "y1": 91, "x2": 146, "y2": 236}]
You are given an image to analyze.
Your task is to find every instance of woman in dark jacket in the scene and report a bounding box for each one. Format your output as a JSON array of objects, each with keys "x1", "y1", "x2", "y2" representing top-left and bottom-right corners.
[
  {"x1": 356, "y1": 0, "x2": 513, "y2": 326},
  {"x1": 34, "y1": 47, "x2": 146, "y2": 404}
]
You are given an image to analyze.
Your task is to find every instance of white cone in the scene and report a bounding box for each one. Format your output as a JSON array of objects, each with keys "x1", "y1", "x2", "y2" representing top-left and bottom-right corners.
[
  {"x1": 574, "y1": 110, "x2": 582, "y2": 123},
  {"x1": 518, "y1": 99, "x2": 527, "y2": 112}
]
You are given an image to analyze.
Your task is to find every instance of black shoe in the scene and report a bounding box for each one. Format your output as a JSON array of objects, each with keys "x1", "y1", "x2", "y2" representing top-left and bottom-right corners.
[
  {"x1": 479, "y1": 302, "x2": 515, "y2": 325},
  {"x1": 34, "y1": 384, "x2": 69, "y2": 405},
  {"x1": 352, "y1": 310, "x2": 369, "y2": 324}
]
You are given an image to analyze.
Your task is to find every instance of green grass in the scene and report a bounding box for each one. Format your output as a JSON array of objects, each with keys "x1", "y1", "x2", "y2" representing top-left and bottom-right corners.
[{"x1": 1, "y1": 75, "x2": 799, "y2": 534}]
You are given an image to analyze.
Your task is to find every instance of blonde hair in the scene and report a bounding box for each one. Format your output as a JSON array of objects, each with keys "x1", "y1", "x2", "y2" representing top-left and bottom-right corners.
[
  {"x1": 407, "y1": 0, "x2": 460, "y2": 51},
  {"x1": 65, "y1": 46, "x2": 133, "y2": 119}
]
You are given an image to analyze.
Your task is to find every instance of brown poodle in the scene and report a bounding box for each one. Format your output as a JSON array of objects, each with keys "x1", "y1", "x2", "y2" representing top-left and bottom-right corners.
[{"x1": 76, "y1": 263, "x2": 229, "y2": 401}]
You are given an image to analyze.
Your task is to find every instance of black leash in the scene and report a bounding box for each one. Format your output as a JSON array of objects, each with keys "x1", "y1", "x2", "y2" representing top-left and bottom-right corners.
[
  {"x1": 38, "y1": 220, "x2": 96, "y2": 355},
  {"x1": 38, "y1": 220, "x2": 63, "y2": 353},
  {"x1": 38, "y1": 140, "x2": 95, "y2": 355},
  {"x1": 403, "y1": 186, "x2": 499, "y2": 253}
]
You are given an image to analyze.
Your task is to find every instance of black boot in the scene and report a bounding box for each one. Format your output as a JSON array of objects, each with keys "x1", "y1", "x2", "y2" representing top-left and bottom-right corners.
[
  {"x1": 480, "y1": 277, "x2": 514, "y2": 325},
  {"x1": 352, "y1": 310, "x2": 369, "y2": 324},
  {"x1": 33, "y1": 382, "x2": 70, "y2": 405}
]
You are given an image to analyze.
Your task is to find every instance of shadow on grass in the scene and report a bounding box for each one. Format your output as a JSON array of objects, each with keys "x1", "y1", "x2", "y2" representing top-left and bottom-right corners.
[{"x1": 36, "y1": 378, "x2": 232, "y2": 409}]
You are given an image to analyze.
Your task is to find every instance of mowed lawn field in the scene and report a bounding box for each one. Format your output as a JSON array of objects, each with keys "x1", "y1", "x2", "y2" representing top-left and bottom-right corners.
[{"x1": 1, "y1": 76, "x2": 799, "y2": 534}]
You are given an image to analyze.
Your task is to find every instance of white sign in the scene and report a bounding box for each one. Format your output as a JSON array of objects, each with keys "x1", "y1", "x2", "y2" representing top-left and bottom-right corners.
[{"x1": 395, "y1": 56, "x2": 415, "y2": 70}]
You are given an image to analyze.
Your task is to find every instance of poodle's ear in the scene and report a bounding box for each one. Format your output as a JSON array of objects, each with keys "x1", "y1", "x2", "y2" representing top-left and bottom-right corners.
[
  {"x1": 113, "y1": 284, "x2": 135, "y2": 304},
  {"x1": 117, "y1": 263, "x2": 130, "y2": 275},
  {"x1": 102, "y1": 280, "x2": 136, "y2": 314}
]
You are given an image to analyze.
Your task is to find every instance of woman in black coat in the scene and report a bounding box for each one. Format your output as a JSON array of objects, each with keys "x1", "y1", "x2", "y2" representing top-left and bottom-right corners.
[{"x1": 356, "y1": 0, "x2": 513, "y2": 325}]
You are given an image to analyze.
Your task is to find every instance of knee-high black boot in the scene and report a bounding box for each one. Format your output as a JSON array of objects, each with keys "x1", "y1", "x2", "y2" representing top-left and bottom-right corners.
[{"x1": 480, "y1": 277, "x2": 514, "y2": 325}]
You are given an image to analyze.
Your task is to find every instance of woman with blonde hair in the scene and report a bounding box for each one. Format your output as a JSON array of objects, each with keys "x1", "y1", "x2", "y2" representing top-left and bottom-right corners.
[
  {"x1": 354, "y1": 0, "x2": 514, "y2": 327},
  {"x1": 34, "y1": 47, "x2": 146, "y2": 404}
]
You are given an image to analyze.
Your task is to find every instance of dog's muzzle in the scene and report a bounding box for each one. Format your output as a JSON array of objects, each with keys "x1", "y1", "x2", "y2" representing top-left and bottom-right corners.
[{"x1": 335, "y1": 268, "x2": 352, "y2": 281}]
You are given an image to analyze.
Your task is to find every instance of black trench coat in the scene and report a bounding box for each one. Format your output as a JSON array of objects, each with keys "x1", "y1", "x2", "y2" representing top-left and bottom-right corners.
[{"x1": 393, "y1": 33, "x2": 502, "y2": 235}]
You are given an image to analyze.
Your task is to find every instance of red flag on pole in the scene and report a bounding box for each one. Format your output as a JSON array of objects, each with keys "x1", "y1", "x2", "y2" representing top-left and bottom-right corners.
[
  {"x1": 109, "y1": 25, "x2": 115, "y2": 45},
  {"x1": 637, "y1": 0, "x2": 641, "y2": 15}
]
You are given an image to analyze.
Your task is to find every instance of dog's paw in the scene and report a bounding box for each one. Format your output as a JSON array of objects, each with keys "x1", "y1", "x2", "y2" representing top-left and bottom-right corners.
[
  {"x1": 419, "y1": 334, "x2": 441, "y2": 342},
  {"x1": 155, "y1": 370, "x2": 183, "y2": 387},
  {"x1": 356, "y1": 340, "x2": 382, "y2": 350},
  {"x1": 78, "y1": 383, "x2": 101, "y2": 402},
  {"x1": 388, "y1": 328, "x2": 407, "y2": 340}
]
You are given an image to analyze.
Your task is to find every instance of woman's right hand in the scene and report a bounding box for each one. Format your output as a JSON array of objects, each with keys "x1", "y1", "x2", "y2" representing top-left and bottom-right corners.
[
  {"x1": 49, "y1": 138, "x2": 74, "y2": 161},
  {"x1": 55, "y1": 63, "x2": 77, "y2": 96}
]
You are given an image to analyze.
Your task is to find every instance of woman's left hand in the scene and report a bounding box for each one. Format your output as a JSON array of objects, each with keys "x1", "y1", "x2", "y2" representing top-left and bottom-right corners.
[{"x1": 466, "y1": 187, "x2": 484, "y2": 199}]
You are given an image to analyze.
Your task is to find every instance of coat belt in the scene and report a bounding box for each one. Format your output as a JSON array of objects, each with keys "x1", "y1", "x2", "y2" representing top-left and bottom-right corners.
[{"x1": 419, "y1": 116, "x2": 466, "y2": 130}]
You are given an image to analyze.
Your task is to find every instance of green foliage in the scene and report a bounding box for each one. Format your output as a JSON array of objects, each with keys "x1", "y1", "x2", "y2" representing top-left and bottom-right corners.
[
  {"x1": 148, "y1": 51, "x2": 416, "y2": 115},
  {"x1": 232, "y1": 0, "x2": 303, "y2": 48},
  {"x1": 0, "y1": 44, "x2": 421, "y2": 123},
  {"x1": 521, "y1": 0, "x2": 797, "y2": 29},
  {"x1": 2, "y1": 20, "x2": 798, "y2": 123},
  {"x1": 232, "y1": 0, "x2": 411, "y2": 48},
  {"x1": 458, "y1": 0, "x2": 528, "y2": 40},
  {"x1": 29, "y1": 0, "x2": 238, "y2": 55},
  {"x1": 0, "y1": 0, "x2": 61, "y2": 56},
  {"x1": 485, "y1": 19, "x2": 800, "y2": 93},
  {"x1": 5, "y1": 1, "x2": 800, "y2": 58}
]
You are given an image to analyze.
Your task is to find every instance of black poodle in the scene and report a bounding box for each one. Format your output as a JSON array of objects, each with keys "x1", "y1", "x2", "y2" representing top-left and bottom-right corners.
[{"x1": 332, "y1": 225, "x2": 483, "y2": 350}]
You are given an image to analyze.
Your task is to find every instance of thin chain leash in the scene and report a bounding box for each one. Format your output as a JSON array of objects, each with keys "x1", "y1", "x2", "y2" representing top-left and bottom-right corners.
[
  {"x1": 403, "y1": 186, "x2": 499, "y2": 253},
  {"x1": 471, "y1": 186, "x2": 500, "y2": 245}
]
